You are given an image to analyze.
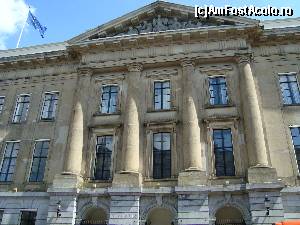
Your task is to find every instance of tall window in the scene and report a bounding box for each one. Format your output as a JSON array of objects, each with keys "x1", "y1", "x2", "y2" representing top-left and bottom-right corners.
[
  {"x1": 213, "y1": 129, "x2": 235, "y2": 176},
  {"x1": 93, "y1": 136, "x2": 113, "y2": 180},
  {"x1": 208, "y1": 77, "x2": 228, "y2": 105},
  {"x1": 0, "y1": 141, "x2": 20, "y2": 182},
  {"x1": 29, "y1": 140, "x2": 49, "y2": 182},
  {"x1": 154, "y1": 81, "x2": 171, "y2": 110},
  {"x1": 12, "y1": 94, "x2": 30, "y2": 123},
  {"x1": 20, "y1": 211, "x2": 37, "y2": 225},
  {"x1": 0, "y1": 210, "x2": 3, "y2": 224},
  {"x1": 279, "y1": 74, "x2": 300, "y2": 105},
  {"x1": 153, "y1": 132, "x2": 171, "y2": 179},
  {"x1": 40, "y1": 92, "x2": 59, "y2": 120},
  {"x1": 100, "y1": 85, "x2": 119, "y2": 114},
  {"x1": 290, "y1": 127, "x2": 300, "y2": 173},
  {"x1": 0, "y1": 96, "x2": 5, "y2": 114}
]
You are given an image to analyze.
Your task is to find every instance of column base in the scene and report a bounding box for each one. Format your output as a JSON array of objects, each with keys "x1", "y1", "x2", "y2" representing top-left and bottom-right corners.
[
  {"x1": 52, "y1": 173, "x2": 83, "y2": 189},
  {"x1": 112, "y1": 172, "x2": 142, "y2": 187},
  {"x1": 247, "y1": 166, "x2": 278, "y2": 183},
  {"x1": 178, "y1": 170, "x2": 207, "y2": 186}
]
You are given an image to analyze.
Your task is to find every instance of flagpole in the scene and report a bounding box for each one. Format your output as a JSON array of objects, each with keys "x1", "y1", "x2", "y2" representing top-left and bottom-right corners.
[{"x1": 16, "y1": 8, "x2": 29, "y2": 48}]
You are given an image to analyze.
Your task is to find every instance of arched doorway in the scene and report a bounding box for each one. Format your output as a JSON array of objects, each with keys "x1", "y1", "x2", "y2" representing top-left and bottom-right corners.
[
  {"x1": 215, "y1": 206, "x2": 246, "y2": 225},
  {"x1": 80, "y1": 207, "x2": 108, "y2": 225},
  {"x1": 146, "y1": 207, "x2": 175, "y2": 225}
]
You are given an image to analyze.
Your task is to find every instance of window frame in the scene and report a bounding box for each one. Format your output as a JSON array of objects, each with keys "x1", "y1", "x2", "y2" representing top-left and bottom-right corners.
[
  {"x1": 206, "y1": 119, "x2": 243, "y2": 178},
  {"x1": 153, "y1": 80, "x2": 171, "y2": 111},
  {"x1": 144, "y1": 123, "x2": 177, "y2": 180},
  {"x1": 0, "y1": 96, "x2": 5, "y2": 115},
  {"x1": 99, "y1": 84, "x2": 120, "y2": 114},
  {"x1": 289, "y1": 125, "x2": 300, "y2": 176},
  {"x1": 28, "y1": 139, "x2": 50, "y2": 183},
  {"x1": 12, "y1": 93, "x2": 31, "y2": 123},
  {"x1": 278, "y1": 72, "x2": 300, "y2": 106},
  {"x1": 40, "y1": 91, "x2": 59, "y2": 121},
  {"x1": 0, "y1": 140, "x2": 20, "y2": 182},
  {"x1": 208, "y1": 76, "x2": 229, "y2": 106},
  {"x1": 88, "y1": 128, "x2": 118, "y2": 182}
]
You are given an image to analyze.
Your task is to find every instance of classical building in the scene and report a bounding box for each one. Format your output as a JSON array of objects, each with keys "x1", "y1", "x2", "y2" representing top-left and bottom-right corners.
[{"x1": 0, "y1": 1, "x2": 300, "y2": 225}]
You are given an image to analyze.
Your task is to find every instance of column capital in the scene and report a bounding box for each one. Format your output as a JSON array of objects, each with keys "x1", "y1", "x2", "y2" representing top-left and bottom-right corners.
[
  {"x1": 127, "y1": 63, "x2": 143, "y2": 72},
  {"x1": 77, "y1": 67, "x2": 93, "y2": 76},
  {"x1": 180, "y1": 59, "x2": 195, "y2": 68},
  {"x1": 236, "y1": 54, "x2": 254, "y2": 65}
]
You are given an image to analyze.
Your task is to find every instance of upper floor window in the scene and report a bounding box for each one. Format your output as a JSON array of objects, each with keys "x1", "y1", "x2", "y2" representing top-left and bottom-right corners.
[
  {"x1": 213, "y1": 129, "x2": 235, "y2": 176},
  {"x1": 153, "y1": 132, "x2": 171, "y2": 179},
  {"x1": 279, "y1": 74, "x2": 300, "y2": 105},
  {"x1": 20, "y1": 211, "x2": 37, "y2": 225},
  {"x1": 93, "y1": 135, "x2": 113, "y2": 180},
  {"x1": 0, "y1": 96, "x2": 5, "y2": 114},
  {"x1": 100, "y1": 85, "x2": 119, "y2": 114},
  {"x1": 154, "y1": 81, "x2": 171, "y2": 110},
  {"x1": 40, "y1": 92, "x2": 59, "y2": 120},
  {"x1": 0, "y1": 141, "x2": 20, "y2": 182},
  {"x1": 29, "y1": 140, "x2": 49, "y2": 182},
  {"x1": 290, "y1": 127, "x2": 300, "y2": 173},
  {"x1": 209, "y1": 76, "x2": 228, "y2": 105},
  {"x1": 12, "y1": 94, "x2": 30, "y2": 123}
]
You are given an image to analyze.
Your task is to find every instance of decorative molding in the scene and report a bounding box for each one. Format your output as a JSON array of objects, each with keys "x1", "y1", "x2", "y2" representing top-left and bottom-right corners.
[
  {"x1": 94, "y1": 72, "x2": 125, "y2": 82},
  {"x1": 127, "y1": 63, "x2": 143, "y2": 72},
  {"x1": 199, "y1": 65, "x2": 233, "y2": 73},
  {"x1": 145, "y1": 68, "x2": 178, "y2": 78},
  {"x1": 180, "y1": 59, "x2": 195, "y2": 68}
]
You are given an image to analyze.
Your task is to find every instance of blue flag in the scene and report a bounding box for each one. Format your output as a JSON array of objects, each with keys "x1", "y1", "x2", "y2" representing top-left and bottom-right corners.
[{"x1": 28, "y1": 10, "x2": 47, "y2": 38}]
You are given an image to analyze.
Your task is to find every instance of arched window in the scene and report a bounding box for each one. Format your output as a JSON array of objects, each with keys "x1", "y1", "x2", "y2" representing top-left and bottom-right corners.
[
  {"x1": 80, "y1": 207, "x2": 107, "y2": 225},
  {"x1": 146, "y1": 207, "x2": 175, "y2": 225},
  {"x1": 215, "y1": 206, "x2": 245, "y2": 225}
]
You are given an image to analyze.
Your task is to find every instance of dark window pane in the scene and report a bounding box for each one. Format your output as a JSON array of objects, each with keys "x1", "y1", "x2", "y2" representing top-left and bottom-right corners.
[
  {"x1": 213, "y1": 129, "x2": 235, "y2": 176},
  {"x1": 279, "y1": 74, "x2": 300, "y2": 105},
  {"x1": 153, "y1": 132, "x2": 171, "y2": 179},
  {"x1": 291, "y1": 127, "x2": 300, "y2": 173},
  {"x1": 29, "y1": 141, "x2": 49, "y2": 182},
  {"x1": 41, "y1": 92, "x2": 59, "y2": 120},
  {"x1": 0, "y1": 97, "x2": 5, "y2": 114},
  {"x1": 154, "y1": 81, "x2": 171, "y2": 110},
  {"x1": 0, "y1": 142, "x2": 20, "y2": 182},
  {"x1": 209, "y1": 77, "x2": 228, "y2": 105},
  {"x1": 100, "y1": 86, "x2": 119, "y2": 114},
  {"x1": 13, "y1": 95, "x2": 30, "y2": 123},
  {"x1": 94, "y1": 135, "x2": 113, "y2": 180}
]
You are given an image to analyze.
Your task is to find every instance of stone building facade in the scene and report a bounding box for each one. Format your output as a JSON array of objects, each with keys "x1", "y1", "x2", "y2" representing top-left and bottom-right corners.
[{"x1": 0, "y1": 1, "x2": 300, "y2": 225}]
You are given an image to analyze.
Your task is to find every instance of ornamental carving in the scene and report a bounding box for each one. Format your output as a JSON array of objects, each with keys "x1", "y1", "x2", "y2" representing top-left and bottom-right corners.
[{"x1": 91, "y1": 15, "x2": 235, "y2": 39}]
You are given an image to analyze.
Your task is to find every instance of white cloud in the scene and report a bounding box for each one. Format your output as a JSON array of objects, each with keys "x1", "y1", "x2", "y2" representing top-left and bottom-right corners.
[{"x1": 0, "y1": 0, "x2": 29, "y2": 50}]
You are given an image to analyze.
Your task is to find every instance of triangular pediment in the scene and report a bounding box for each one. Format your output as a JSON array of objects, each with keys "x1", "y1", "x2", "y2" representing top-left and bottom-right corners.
[{"x1": 69, "y1": 1, "x2": 259, "y2": 44}]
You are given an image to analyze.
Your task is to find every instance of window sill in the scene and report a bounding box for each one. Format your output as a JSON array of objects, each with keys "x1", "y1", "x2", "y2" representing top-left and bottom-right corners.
[
  {"x1": 39, "y1": 118, "x2": 55, "y2": 122},
  {"x1": 144, "y1": 177, "x2": 177, "y2": 182},
  {"x1": 205, "y1": 103, "x2": 235, "y2": 109},
  {"x1": 87, "y1": 179, "x2": 112, "y2": 183},
  {"x1": 282, "y1": 104, "x2": 300, "y2": 107},
  {"x1": 147, "y1": 108, "x2": 177, "y2": 113},
  {"x1": 93, "y1": 112, "x2": 121, "y2": 117}
]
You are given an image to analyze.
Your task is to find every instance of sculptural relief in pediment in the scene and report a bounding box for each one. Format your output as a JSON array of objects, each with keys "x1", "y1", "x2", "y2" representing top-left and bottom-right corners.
[{"x1": 89, "y1": 15, "x2": 236, "y2": 40}]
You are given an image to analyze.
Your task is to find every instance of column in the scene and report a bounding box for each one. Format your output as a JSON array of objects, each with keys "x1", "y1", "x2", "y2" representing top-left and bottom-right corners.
[
  {"x1": 178, "y1": 60, "x2": 206, "y2": 186},
  {"x1": 122, "y1": 63, "x2": 142, "y2": 173},
  {"x1": 113, "y1": 63, "x2": 142, "y2": 187},
  {"x1": 239, "y1": 56, "x2": 268, "y2": 167},
  {"x1": 181, "y1": 60, "x2": 203, "y2": 171},
  {"x1": 238, "y1": 56, "x2": 277, "y2": 183}
]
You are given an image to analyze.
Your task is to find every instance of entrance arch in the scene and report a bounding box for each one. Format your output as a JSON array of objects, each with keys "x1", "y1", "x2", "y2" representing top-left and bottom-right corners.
[
  {"x1": 215, "y1": 206, "x2": 246, "y2": 225},
  {"x1": 80, "y1": 207, "x2": 108, "y2": 225},
  {"x1": 146, "y1": 207, "x2": 175, "y2": 225}
]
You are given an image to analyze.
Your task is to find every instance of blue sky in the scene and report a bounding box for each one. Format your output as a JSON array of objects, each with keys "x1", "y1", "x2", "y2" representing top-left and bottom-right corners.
[{"x1": 0, "y1": 0, "x2": 299, "y2": 50}]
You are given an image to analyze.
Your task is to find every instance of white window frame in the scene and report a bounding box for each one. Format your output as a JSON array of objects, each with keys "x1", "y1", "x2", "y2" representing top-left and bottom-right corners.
[
  {"x1": 0, "y1": 140, "x2": 21, "y2": 182},
  {"x1": 278, "y1": 72, "x2": 300, "y2": 105},
  {"x1": 27, "y1": 139, "x2": 50, "y2": 182},
  {"x1": 289, "y1": 125, "x2": 300, "y2": 175},
  {"x1": 40, "y1": 91, "x2": 59, "y2": 121},
  {"x1": 12, "y1": 93, "x2": 31, "y2": 123},
  {"x1": 99, "y1": 84, "x2": 120, "y2": 114}
]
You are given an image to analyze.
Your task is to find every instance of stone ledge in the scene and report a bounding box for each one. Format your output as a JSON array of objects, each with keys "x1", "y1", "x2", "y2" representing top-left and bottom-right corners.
[
  {"x1": 178, "y1": 171, "x2": 208, "y2": 186},
  {"x1": 247, "y1": 166, "x2": 278, "y2": 183}
]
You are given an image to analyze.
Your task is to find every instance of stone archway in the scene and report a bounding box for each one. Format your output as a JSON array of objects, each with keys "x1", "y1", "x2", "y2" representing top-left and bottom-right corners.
[
  {"x1": 146, "y1": 207, "x2": 175, "y2": 225},
  {"x1": 215, "y1": 206, "x2": 246, "y2": 225},
  {"x1": 80, "y1": 207, "x2": 108, "y2": 225}
]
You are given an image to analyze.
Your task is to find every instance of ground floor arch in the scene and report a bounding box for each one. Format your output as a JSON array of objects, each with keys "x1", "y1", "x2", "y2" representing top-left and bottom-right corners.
[
  {"x1": 146, "y1": 207, "x2": 175, "y2": 225},
  {"x1": 80, "y1": 207, "x2": 108, "y2": 225},
  {"x1": 215, "y1": 206, "x2": 246, "y2": 225}
]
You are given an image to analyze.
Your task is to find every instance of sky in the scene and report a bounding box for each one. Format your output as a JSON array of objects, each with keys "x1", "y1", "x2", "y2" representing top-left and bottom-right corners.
[{"x1": 0, "y1": 0, "x2": 299, "y2": 50}]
